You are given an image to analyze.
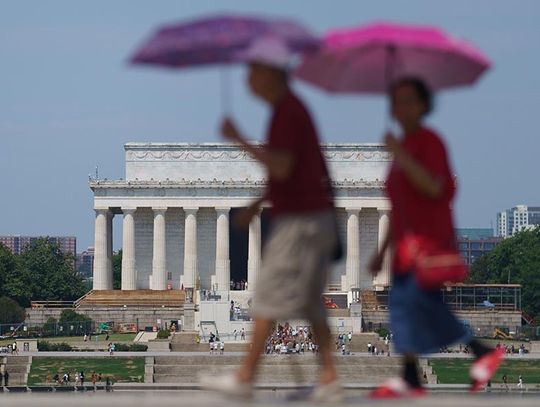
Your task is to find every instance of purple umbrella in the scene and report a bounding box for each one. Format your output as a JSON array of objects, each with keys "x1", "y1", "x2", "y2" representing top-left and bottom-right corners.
[{"x1": 131, "y1": 14, "x2": 320, "y2": 68}]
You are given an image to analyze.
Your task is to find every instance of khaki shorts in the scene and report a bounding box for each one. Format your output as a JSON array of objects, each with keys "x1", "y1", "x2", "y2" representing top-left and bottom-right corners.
[{"x1": 251, "y1": 209, "x2": 336, "y2": 322}]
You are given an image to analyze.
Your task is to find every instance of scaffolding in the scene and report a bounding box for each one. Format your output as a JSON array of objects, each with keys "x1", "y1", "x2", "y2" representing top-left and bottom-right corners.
[
  {"x1": 441, "y1": 284, "x2": 521, "y2": 312},
  {"x1": 359, "y1": 284, "x2": 522, "y2": 312}
]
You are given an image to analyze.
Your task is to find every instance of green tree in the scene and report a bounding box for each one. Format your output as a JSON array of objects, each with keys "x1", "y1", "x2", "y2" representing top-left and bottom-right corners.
[
  {"x1": 469, "y1": 227, "x2": 540, "y2": 320},
  {"x1": 3, "y1": 238, "x2": 87, "y2": 306},
  {"x1": 0, "y1": 243, "x2": 17, "y2": 297},
  {"x1": 59, "y1": 309, "x2": 91, "y2": 324},
  {"x1": 0, "y1": 296, "x2": 25, "y2": 325},
  {"x1": 113, "y1": 250, "x2": 122, "y2": 290}
]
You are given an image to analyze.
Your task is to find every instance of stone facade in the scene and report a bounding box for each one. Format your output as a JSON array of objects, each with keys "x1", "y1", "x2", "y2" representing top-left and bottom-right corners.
[
  {"x1": 25, "y1": 307, "x2": 191, "y2": 330},
  {"x1": 90, "y1": 143, "x2": 392, "y2": 298},
  {"x1": 362, "y1": 309, "x2": 523, "y2": 337}
]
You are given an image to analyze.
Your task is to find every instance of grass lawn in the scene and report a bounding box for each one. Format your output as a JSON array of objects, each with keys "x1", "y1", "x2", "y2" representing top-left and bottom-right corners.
[
  {"x1": 27, "y1": 357, "x2": 144, "y2": 386},
  {"x1": 0, "y1": 333, "x2": 136, "y2": 346},
  {"x1": 430, "y1": 358, "x2": 540, "y2": 385}
]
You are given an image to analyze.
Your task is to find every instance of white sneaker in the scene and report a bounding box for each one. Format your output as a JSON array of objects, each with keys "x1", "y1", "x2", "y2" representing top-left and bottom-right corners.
[
  {"x1": 199, "y1": 372, "x2": 253, "y2": 400},
  {"x1": 307, "y1": 380, "x2": 344, "y2": 403}
]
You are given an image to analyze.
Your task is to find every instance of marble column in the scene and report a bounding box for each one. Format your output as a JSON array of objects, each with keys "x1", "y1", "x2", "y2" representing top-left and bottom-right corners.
[
  {"x1": 215, "y1": 208, "x2": 230, "y2": 291},
  {"x1": 106, "y1": 211, "x2": 114, "y2": 289},
  {"x1": 183, "y1": 208, "x2": 198, "y2": 289},
  {"x1": 121, "y1": 208, "x2": 137, "y2": 290},
  {"x1": 92, "y1": 209, "x2": 112, "y2": 290},
  {"x1": 247, "y1": 209, "x2": 262, "y2": 291},
  {"x1": 152, "y1": 207, "x2": 167, "y2": 290},
  {"x1": 345, "y1": 208, "x2": 361, "y2": 290},
  {"x1": 374, "y1": 210, "x2": 391, "y2": 287}
]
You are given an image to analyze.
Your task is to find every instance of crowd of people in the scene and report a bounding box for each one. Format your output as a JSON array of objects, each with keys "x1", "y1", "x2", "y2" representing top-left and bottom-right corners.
[
  {"x1": 230, "y1": 301, "x2": 252, "y2": 322},
  {"x1": 497, "y1": 342, "x2": 528, "y2": 355},
  {"x1": 500, "y1": 374, "x2": 526, "y2": 391},
  {"x1": 263, "y1": 323, "x2": 319, "y2": 355},
  {"x1": 208, "y1": 332, "x2": 225, "y2": 355},
  {"x1": 50, "y1": 371, "x2": 112, "y2": 388},
  {"x1": 230, "y1": 280, "x2": 249, "y2": 291},
  {"x1": 0, "y1": 341, "x2": 19, "y2": 355},
  {"x1": 439, "y1": 342, "x2": 529, "y2": 356},
  {"x1": 232, "y1": 328, "x2": 246, "y2": 341},
  {"x1": 335, "y1": 332, "x2": 352, "y2": 355}
]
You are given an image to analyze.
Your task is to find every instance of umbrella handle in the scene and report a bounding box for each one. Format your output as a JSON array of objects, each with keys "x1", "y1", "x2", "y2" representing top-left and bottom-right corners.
[{"x1": 384, "y1": 45, "x2": 397, "y2": 135}]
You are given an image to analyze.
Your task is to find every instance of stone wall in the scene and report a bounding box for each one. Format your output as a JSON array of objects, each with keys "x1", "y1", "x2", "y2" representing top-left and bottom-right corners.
[
  {"x1": 330, "y1": 208, "x2": 379, "y2": 288},
  {"x1": 124, "y1": 143, "x2": 390, "y2": 184},
  {"x1": 26, "y1": 307, "x2": 185, "y2": 330},
  {"x1": 166, "y1": 208, "x2": 184, "y2": 287},
  {"x1": 456, "y1": 310, "x2": 522, "y2": 337},
  {"x1": 362, "y1": 309, "x2": 522, "y2": 337},
  {"x1": 125, "y1": 205, "x2": 380, "y2": 292},
  {"x1": 359, "y1": 208, "x2": 379, "y2": 289},
  {"x1": 132, "y1": 207, "x2": 188, "y2": 290},
  {"x1": 331, "y1": 209, "x2": 347, "y2": 286},
  {"x1": 135, "y1": 208, "x2": 154, "y2": 289},
  {"x1": 196, "y1": 208, "x2": 217, "y2": 290}
]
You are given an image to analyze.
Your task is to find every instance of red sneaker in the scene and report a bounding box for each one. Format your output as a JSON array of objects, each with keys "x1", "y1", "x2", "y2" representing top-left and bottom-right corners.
[
  {"x1": 369, "y1": 378, "x2": 427, "y2": 399},
  {"x1": 470, "y1": 347, "x2": 505, "y2": 392}
]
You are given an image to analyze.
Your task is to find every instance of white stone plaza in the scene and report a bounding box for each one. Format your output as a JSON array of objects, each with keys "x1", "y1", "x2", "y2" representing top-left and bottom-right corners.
[
  {"x1": 90, "y1": 142, "x2": 392, "y2": 301},
  {"x1": 4, "y1": 393, "x2": 540, "y2": 407}
]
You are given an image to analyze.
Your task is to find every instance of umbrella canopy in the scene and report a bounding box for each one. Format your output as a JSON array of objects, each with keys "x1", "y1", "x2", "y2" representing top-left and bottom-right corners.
[
  {"x1": 295, "y1": 22, "x2": 491, "y2": 93},
  {"x1": 131, "y1": 14, "x2": 320, "y2": 68}
]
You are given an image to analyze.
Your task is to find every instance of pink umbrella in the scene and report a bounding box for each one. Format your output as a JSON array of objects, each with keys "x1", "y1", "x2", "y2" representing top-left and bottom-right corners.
[{"x1": 295, "y1": 22, "x2": 491, "y2": 93}]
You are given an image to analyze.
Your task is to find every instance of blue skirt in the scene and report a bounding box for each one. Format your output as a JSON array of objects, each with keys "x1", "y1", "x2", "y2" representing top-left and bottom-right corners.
[{"x1": 389, "y1": 272, "x2": 471, "y2": 354}]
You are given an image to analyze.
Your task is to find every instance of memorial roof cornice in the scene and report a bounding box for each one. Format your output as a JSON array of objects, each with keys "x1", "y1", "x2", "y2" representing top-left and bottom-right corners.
[
  {"x1": 89, "y1": 179, "x2": 385, "y2": 190},
  {"x1": 124, "y1": 142, "x2": 392, "y2": 162}
]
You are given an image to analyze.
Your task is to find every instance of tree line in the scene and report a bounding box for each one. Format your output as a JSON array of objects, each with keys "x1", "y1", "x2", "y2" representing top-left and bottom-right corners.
[
  {"x1": 1, "y1": 230, "x2": 539, "y2": 325},
  {"x1": 469, "y1": 227, "x2": 540, "y2": 322},
  {"x1": 0, "y1": 238, "x2": 87, "y2": 324}
]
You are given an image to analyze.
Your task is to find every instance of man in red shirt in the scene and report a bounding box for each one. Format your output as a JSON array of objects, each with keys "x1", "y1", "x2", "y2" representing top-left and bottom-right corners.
[{"x1": 201, "y1": 37, "x2": 341, "y2": 402}]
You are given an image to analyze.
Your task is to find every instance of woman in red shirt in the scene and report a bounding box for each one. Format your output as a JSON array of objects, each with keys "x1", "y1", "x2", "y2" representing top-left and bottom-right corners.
[{"x1": 369, "y1": 78, "x2": 504, "y2": 398}]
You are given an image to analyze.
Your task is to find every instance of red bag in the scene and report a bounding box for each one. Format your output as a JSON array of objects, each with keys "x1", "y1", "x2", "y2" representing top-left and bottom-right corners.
[{"x1": 397, "y1": 234, "x2": 468, "y2": 290}]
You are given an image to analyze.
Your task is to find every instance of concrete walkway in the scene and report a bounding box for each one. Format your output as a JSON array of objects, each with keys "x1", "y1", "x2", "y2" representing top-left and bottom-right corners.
[
  {"x1": 2, "y1": 392, "x2": 540, "y2": 407},
  {"x1": 9, "y1": 351, "x2": 540, "y2": 359}
]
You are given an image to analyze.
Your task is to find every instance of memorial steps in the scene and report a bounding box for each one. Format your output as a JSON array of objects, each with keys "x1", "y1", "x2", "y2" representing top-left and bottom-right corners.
[
  {"x1": 169, "y1": 332, "x2": 389, "y2": 352},
  {"x1": 1, "y1": 356, "x2": 31, "y2": 386},
  {"x1": 76, "y1": 290, "x2": 186, "y2": 309},
  {"x1": 150, "y1": 355, "x2": 404, "y2": 384}
]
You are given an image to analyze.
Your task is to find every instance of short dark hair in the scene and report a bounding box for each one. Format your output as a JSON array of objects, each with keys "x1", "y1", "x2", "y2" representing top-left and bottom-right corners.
[{"x1": 390, "y1": 77, "x2": 434, "y2": 116}]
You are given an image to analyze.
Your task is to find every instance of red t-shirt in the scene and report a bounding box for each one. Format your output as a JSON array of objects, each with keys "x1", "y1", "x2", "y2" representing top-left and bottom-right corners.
[
  {"x1": 266, "y1": 91, "x2": 331, "y2": 216},
  {"x1": 386, "y1": 127, "x2": 457, "y2": 273}
]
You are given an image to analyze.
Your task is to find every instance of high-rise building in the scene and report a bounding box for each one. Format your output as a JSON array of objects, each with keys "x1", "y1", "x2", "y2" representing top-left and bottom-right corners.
[
  {"x1": 497, "y1": 205, "x2": 540, "y2": 237},
  {"x1": 456, "y1": 228, "x2": 502, "y2": 265},
  {"x1": 0, "y1": 235, "x2": 77, "y2": 257},
  {"x1": 76, "y1": 247, "x2": 95, "y2": 277}
]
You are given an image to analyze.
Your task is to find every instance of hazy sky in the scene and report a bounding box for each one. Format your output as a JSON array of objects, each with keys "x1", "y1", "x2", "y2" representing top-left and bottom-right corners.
[{"x1": 1, "y1": 0, "x2": 539, "y2": 250}]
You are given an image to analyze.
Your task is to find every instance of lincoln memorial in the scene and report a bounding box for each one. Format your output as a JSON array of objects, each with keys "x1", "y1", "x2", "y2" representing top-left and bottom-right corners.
[{"x1": 90, "y1": 142, "x2": 392, "y2": 304}]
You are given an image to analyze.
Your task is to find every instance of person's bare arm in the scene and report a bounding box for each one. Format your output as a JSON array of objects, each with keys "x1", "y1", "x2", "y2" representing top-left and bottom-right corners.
[
  {"x1": 385, "y1": 133, "x2": 443, "y2": 199},
  {"x1": 233, "y1": 192, "x2": 268, "y2": 230},
  {"x1": 221, "y1": 118, "x2": 295, "y2": 181}
]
